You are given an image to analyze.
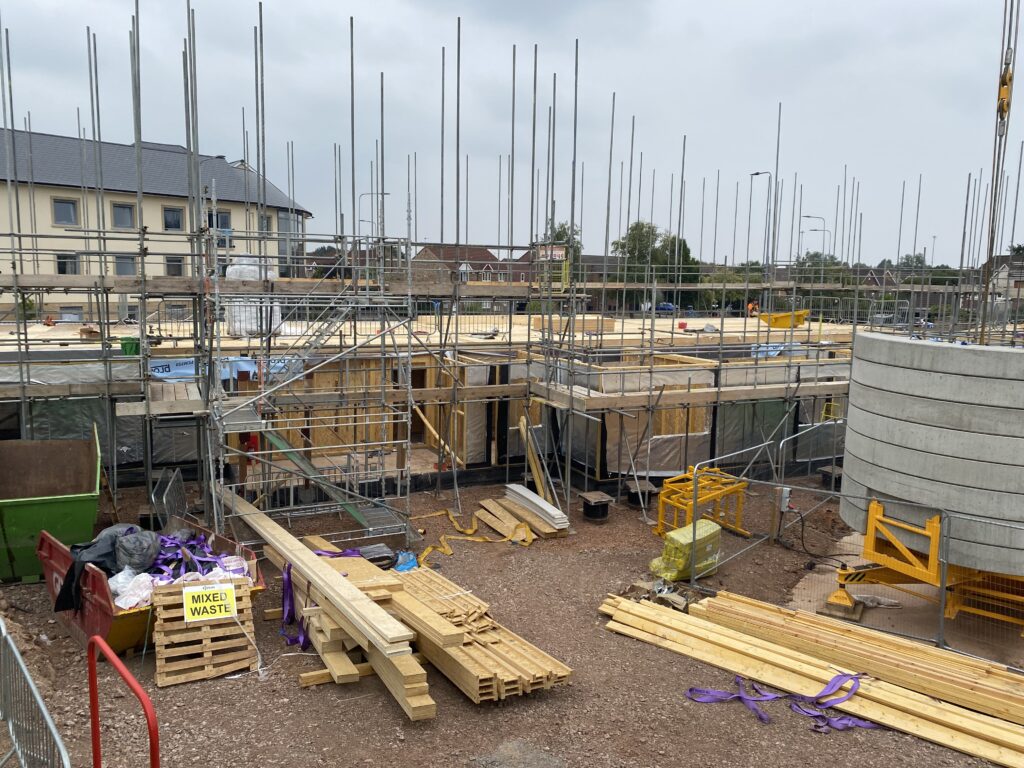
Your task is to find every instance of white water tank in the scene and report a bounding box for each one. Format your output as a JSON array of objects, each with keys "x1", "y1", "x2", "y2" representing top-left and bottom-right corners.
[{"x1": 840, "y1": 332, "x2": 1024, "y2": 575}]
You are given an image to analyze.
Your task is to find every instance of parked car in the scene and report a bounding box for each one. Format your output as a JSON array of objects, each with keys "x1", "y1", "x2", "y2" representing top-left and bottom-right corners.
[{"x1": 655, "y1": 302, "x2": 676, "y2": 316}]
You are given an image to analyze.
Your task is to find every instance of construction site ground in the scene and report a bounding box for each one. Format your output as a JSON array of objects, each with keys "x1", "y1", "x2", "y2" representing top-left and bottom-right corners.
[{"x1": 0, "y1": 480, "x2": 991, "y2": 768}]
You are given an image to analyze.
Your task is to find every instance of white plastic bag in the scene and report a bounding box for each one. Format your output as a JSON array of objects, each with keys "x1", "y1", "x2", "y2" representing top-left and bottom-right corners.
[
  {"x1": 107, "y1": 567, "x2": 138, "y2": 597},
  {"x1": 113, "y1": 573, "x2": 154, "y2": 610}
]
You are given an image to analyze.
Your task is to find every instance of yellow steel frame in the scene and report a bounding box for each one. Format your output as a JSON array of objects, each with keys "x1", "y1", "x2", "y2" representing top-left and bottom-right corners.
[
  {"x1": 828, "y1": 499, "x2": 1024, "y2": 634},
  {"x1": 820, "y1": 400, "x2": 843, "y2": 422},
  {"x1": 862, "y1": 500, "x2": 941, "y2": 586},
  {"x1": 656, "y1": 466, "x2": 749, "y2": 538}
]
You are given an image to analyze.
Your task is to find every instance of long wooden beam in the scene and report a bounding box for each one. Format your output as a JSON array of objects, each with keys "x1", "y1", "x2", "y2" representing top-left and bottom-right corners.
[
  {"x1": 216, "y1": 488, "x2": 413, "y2": 655},
  {"x1": 114, "y1": 382, "x2": 530, "y2": 417},
  {"x1": 114, "y1": 378, "x2": 848, "y2": 418},
  {"x1": 529, "y1": 379, "x2": 849, "y2": 412},
  {"x1": 0, "y1": 381, "x2": 140, "y2": 399},
  {"x1": 0, "y1": 273, "x2": 548, "y2": 298},
  {"x1": 601, "y1": 597, "x2": 1024, "y2": 767}
]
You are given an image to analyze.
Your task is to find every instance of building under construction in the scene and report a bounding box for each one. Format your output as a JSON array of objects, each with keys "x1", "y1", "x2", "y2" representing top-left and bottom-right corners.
[{"x1": 0, "y1": 3, "x2": 1023, "y2": 767}]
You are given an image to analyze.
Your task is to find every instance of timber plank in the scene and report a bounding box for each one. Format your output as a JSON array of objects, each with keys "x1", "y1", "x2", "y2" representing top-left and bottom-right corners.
[
  {"x1": 491, "y1": 498, "x2": 561, "y2": 538},
  {"x1": 475, "y1": 507, "x2": 532, "y2": 544},
  {"x1": 219, "y1": 489, "x2": 413, "y2": 654},
  {"x1": 301, "y1": 535, "x2": 466, "y2": 648},
  {"x1": 602, "y1": 598, "x2": 1024, "y2": 767},
  {"x1": 690, "y1": 595, "x2": 1024, "y2": 726}
]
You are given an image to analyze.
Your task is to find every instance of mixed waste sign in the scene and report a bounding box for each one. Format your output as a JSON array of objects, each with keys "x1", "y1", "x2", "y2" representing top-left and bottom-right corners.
[{"x1": 182, "y1": 583, "x2": 238, "y2": 623}]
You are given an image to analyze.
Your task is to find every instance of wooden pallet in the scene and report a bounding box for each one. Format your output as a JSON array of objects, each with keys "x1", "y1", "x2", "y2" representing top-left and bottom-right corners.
[{"x1": 153, "y1": 578, "x2": 257, "y2": 687}]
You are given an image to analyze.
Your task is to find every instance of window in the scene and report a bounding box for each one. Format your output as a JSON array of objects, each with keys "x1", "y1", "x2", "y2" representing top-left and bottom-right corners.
[
  {"x1": 207, "y1": 209, "x2": 232, "y2": 247},
  {"x1": 259, "y1": 214, "x2": 273, "y2": 233},
  {"x1": 112, "y1": 203, "x2": 136, "y2": 229},
  {"x1": 56, "y1": 253, "x2": 80, "y2": 275},
  {"x1": 52, "y1": 198, "x2": 79, "y2": 227},
  {"x1": 115, "y1": 254, "x2": 135, "y2": 276},
  {"x1": 58, "y1": 306, "x2": 83, "y2": 323},
  {"x1": 165, "y1": 256, "x2": 184, "y2": 277},
  {"x1": 481, "y1": 270, "x2": 492, "y2": 282},
  {"x1": 163, "y1": 206, "x2": 184, "y2": 232},
  {"x1": 519, "y1": 273, "x2": 527, "y2": 282}
]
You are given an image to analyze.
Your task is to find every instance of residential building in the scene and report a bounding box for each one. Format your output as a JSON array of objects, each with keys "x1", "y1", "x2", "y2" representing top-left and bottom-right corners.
[
  {"x1": 412, "y1": 245, "x2": 507, "y2": 282},
  {"x1": 990, "y1": 253, "x2": 1024, "y2": 300},
  {"x1": 0, "y1": 128, "x2": 310, "y2": 317}
]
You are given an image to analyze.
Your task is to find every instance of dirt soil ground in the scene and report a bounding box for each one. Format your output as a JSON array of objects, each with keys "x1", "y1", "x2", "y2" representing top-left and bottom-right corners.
[{"x1": 0, "y1": 479, "x2": 993, "y2": 768}]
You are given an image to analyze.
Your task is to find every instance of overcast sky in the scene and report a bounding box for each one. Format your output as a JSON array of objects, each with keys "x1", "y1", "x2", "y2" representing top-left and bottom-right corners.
[{"x1": 1, "y1": 1, "x2": 1011, "y2": 266}]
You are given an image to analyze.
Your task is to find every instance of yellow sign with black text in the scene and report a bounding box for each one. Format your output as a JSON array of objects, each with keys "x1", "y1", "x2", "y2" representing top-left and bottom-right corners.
[{"x1": 182, "y1": 583, "x2": 238, "y2": 623}]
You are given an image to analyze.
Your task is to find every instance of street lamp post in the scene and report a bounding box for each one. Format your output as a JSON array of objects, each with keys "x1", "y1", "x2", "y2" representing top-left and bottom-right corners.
[
  {"x1": 809, "y1": 227, "x2": 832, "y2": 284},
  {"x1": 802, "y1": 214, "x2": 828, "y2": 284},
  {"x1": 358, "y1": 192, "x2": 391, "y2": 238}
]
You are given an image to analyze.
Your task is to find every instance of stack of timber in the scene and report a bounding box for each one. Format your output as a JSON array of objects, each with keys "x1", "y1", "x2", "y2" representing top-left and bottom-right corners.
[
  {"x1": 688, "y1": 592, "x2": 1024, "y2": 726},
  {"x1": 249, "y1": 509, "x2": 571, "y2": 711},
  {"x1": 152, "y1": 578, "x2": 258, "y2": 687},
  {"x1": 219, "y1": 489, "x2": 436, "y2": 720},
  {"x1": 479, "y1": 498, "x2": 567, "y2": 539},
  {"x1": 397, "y1": 566, "x2": 572, "y2": 702},
  {"x1": 261, "y1": 540, "x2": 438, "y2": 721},
  {"x1": 599, "y1": 594, "x2": 1024, "y2": 767},
  {"x1": 505, "y1": 484, "x2": 569, "y2": 532}
]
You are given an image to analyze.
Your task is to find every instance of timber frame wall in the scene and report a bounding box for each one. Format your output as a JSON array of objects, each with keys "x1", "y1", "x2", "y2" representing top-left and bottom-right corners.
[{"x1": 1, "y1": 224, "x2": 1002, "y2": 540}]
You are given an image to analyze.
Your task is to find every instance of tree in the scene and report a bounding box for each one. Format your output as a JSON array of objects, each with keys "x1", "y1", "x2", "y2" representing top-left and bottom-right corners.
[
  {"x1": 793, "y1": 250, "x2": 846, "y2": 284},
  {"x1": 547, "y1": 221, "x2": 582, "y2": 264},
  {"x1": 611, "y1": 222, "x2": 697, "y2": 280},
  {"x1": 795, "y1": 250, "x2": 842, "y2": 270},
  {"x1": 610, "y1": 221, "x2": 698, "y2": 307},
  {"x1": 898, "y1": 252, "x2": 927, "y2": 271},
  {"x1": 876, "y1": 258, "x2": 894, "y2": 270},
  {"x1": 308, "y1": 245, "x2": 339, "y2": 258},
  {"x1": 700, "y1": 265, "x2": 759, "y2": 309}
]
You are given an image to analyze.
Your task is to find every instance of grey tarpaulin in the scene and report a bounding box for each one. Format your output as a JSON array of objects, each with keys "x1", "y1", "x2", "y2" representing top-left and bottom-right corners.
[
  {"x1": 563, "y1": 360, "x2": 716, "y2": 477},
  {"x1": 715, "y1": 399, "x2": 791, "y2": 459},
  {"x1": 794, "y1": 398, "x2": 846, "y2": 462},
  {"x1": 0, "y1": 360, "x2": 140, "y2": 385},
  {"x1": 29, "y1": 398, "x2": 144, "y2": 465},
  {"x1": 26, "y1": 398, "x2": 198, "y2": 466}
]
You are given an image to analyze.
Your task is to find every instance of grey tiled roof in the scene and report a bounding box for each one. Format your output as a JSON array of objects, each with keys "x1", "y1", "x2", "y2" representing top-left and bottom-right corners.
[{"x1": 0, "y1": 128, "x2": 310, "y2": 215}]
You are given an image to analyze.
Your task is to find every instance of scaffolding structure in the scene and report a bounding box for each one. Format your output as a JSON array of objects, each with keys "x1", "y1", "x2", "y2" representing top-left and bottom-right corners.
[{"x1": 0, "y1": 3, "x2": 1021, "y2": 550}]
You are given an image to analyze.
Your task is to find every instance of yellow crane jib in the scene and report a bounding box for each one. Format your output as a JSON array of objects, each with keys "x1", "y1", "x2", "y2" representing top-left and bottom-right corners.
[{"x1": 656, "y1": 466, "x2": 750, "y2": 539}]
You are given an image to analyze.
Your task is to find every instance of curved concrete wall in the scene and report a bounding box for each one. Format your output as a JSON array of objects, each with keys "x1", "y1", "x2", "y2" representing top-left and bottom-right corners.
[{"x1": 840, "y1": 332, "x2": 1024, "y2": 575}]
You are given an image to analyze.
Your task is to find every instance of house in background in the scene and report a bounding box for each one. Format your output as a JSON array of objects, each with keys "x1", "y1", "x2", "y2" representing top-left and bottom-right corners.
[
  {"x1": 0, "y1": 127, "x2": 309, "y2": 319},
  {"x1": 990, "y1": 253, "x2": 1024, "y2": 301},
  {"x1": 412, "y1": 245, "x2": 509, "y2": 282}
]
